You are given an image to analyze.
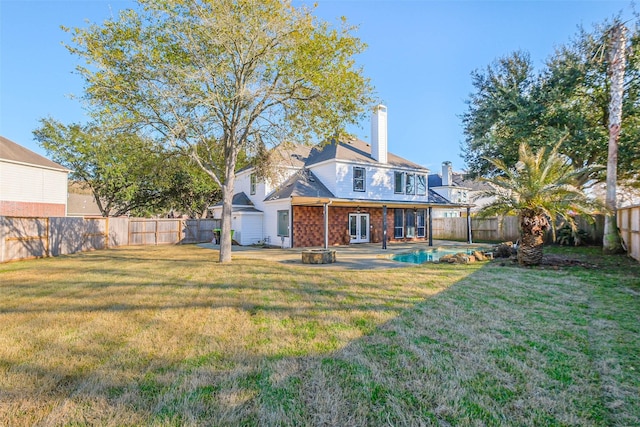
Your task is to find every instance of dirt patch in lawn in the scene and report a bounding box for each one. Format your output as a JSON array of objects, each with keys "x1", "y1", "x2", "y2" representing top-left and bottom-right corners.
[{"x1": 494, "y1": 246, "x2": 636, "y2": 270}]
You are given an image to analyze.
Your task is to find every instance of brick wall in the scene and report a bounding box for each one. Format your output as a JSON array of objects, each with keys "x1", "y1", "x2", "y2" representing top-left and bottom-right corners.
[
  {"x1": 291, "y1": 205, "x2": 427, "y2": 247},
  {"x1": 0, "y1": 201, "x2": 65, "y2": 217}
]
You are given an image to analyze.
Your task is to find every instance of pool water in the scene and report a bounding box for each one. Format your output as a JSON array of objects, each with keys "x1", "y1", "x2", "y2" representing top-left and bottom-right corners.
[{"x1": 392, "y1": 247, "x2": 487, "y2": 264}]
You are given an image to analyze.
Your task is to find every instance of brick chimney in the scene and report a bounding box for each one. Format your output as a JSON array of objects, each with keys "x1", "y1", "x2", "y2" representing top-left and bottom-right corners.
[{"x1": 371, "y1": 105, "x2": 388, "y2": 164}]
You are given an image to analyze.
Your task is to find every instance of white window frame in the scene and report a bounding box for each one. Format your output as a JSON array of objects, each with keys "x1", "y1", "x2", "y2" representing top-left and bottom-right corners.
[
  {"x1": 416, "y1": 174, "x2": 426, "y2": 196},
  {"x1": 353, "y1": 167, "x2": 366, "y2": 192},
  {"x1": 250, "y1": 173, "x2": 257, "y2": 195},
  {"x1": 394, "y1": 171, "x2": 404, "y2": 194},
  {"x1": 405, "y1": 173, "x2": 415, "y2": 195}
]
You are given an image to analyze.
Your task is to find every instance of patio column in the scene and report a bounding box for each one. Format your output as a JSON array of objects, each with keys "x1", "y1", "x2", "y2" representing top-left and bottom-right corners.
[
  {"x1": 428, "y1": 206, "x2": 433, "y2": 246},
  {"x1": 323, "y1": 202, "x2": 329, "y2": 249},
  {"x1": 467, "y1": 206, "x2": 472, "y2": 244},
  {"x1": 382, "y1": 205, "x2": 387, "y2": 250}
]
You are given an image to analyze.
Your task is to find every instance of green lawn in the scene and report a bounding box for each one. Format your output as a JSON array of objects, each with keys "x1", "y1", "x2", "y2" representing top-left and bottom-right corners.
[{"x1": 1, "y1": 245, "x2": 638, "y2": 426}]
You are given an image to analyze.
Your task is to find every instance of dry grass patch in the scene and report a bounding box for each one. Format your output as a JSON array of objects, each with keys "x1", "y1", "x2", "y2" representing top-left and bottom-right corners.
[
  {"x1": 0, "y1": 245, "x2": 471, "y2": 425},
  {"x1": 1, "y1": 245, "x2": 638, "y2": 426}
]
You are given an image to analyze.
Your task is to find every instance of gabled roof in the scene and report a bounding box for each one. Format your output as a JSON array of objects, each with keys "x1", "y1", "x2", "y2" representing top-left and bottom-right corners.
[
  {"x1": 306, "y1": 139, "x2": 428, "y2": 171},
  {"x1": 237, "y1": 143, "x2": 313, "y2": 174},
  {"x1": 428, "y1": 189, "x2": 453, "y2": 205},
  {"x1": 211, "y1": 192, "x2": 258, "y2": 209},
  {"x1": 231, "y1": 192, "x2": 254, "y2": 206},
  {"x1": 0, "y1": 136, "x2": 68, "y2": 171},
  {"x1": 452, "y1": 173, "x2": 493, "y2": 192},
  {"x1": 428, "y1": 172, "x2": 473, "y2": 189},
  {"x1": 428, "y1": 174, "x2": 445, "y2": 188},
  {"x1": 271, "y1": 143, "x2": 313, "y2": 169},
  {"x1": 265, "y1": 169, "x2": 334, "y2": 202}
]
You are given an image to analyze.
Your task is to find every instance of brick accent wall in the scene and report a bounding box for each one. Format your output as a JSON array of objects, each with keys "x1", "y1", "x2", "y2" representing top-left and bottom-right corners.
[
  {"x1": 0, "y1": 201, "x2": 65, "y2": 217},
  {"x1": 291, "y1": 205, "x2": 427, "y2": 247}
]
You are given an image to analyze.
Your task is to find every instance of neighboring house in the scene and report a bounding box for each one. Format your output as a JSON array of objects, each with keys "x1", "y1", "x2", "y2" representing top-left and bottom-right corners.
[
  {"x1": 67, "y1": 181, "x2": 103, "y2": 217},
  {"x1": 210, "y1": 106, "x2": 464, "y2": 248},
  {"x1": 428, "y1": 162, "x2": 471, "y2": 218},
  {"x1": 428, "y1": 163, "x2": 496, "y2": 217},
  {"x1": 0, "y1": 136, "x2": 69, "y2": 217}
]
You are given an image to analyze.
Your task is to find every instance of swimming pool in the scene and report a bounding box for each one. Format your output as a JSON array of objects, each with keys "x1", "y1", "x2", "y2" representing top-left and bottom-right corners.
[{"x1": 391, "y1": 247, "x2": 489, "y2": 264}]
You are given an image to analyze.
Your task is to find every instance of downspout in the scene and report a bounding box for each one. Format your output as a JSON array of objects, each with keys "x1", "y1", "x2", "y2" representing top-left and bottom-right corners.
[{"x1": 290, "y1": 201, "x2": 294, "y2": 248}]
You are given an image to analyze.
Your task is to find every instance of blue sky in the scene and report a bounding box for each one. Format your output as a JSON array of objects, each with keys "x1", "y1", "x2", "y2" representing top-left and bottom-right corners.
[{"x1": 0, "y1": 0, "x2": 633, "y2": 172}]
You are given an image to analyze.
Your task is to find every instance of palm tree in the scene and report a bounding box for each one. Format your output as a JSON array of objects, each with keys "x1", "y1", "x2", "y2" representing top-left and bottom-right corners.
[{"x1": 477, "y1": 142, "x2": 602, "y2": 266}]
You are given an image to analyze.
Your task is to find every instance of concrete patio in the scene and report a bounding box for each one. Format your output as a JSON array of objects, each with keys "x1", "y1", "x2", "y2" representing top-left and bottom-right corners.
[{"x1": 197, "y1": 240, "x2": 492, "y2": 270}]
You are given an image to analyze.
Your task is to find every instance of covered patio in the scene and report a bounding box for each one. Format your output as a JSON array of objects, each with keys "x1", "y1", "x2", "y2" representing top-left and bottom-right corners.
[{"x1": 289, "y1": 196, "x2": 474, "y2": 249}]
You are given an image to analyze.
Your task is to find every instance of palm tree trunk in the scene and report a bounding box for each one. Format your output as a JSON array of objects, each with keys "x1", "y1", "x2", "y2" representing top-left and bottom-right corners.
[
  {"x1": 603, "y1": 22, "x2": 626, "y2": 254},
  {"x1": 518, "y1": 209, "x2": 549, "y2": 266}
]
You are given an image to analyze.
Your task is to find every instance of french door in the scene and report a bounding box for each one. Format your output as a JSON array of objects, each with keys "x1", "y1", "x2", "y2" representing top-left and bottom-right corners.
[{"x1": 349, "y1": 213, "x2": 370, "y2": 243}]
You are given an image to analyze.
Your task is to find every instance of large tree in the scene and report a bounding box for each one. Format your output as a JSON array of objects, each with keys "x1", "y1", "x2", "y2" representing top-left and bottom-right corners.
[
  {"x1": 461, "y1": 51, "x2": 543, "y2": 178},
  {"x1": 462, "y1": 17, "x2": 640, "y2": 185},
  {"x1": 66, "y1": 0, "x2": 374, "y2": 262},
  {"x1": 34, "y1": 118, "x2": 171, "y2": 217},
  {"x1": 34, "y1": 118, "x2": 221, "y2": 217},
  {"x1": 477, "y1": 142, "x2": 602, "y2": 266}
]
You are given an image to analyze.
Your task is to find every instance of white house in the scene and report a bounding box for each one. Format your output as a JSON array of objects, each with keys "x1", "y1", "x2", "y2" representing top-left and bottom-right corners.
[
  {"x1": 428, "y1": 164, "x2": 499, "y2": 217},
  {"x1": 210, "y1": 106, "x2": 466, "y2": 247},
  {"x1": 428, "y1": 162, "x2": 471, "y2": 218},
  {"x1": 0, "y1": 136, "x2": 69, "y2": 217}
]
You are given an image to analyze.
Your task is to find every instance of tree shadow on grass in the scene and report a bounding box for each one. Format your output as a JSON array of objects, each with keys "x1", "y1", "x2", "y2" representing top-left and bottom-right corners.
[{"x1": 2, "y1": 249, "x2": 638, "y2": 425}]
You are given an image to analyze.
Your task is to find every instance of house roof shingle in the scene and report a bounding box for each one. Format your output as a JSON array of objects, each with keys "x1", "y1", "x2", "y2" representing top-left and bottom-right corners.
[
  {"x1": 265, "y1": 169, "x2": 335, "y2": 202},
  {"x1": 0, "y1": 136, "x2": 68, "y2": 171},
  {"x1": 427, "y1": 189, "x2": 453, "y2": 205},
  {"x1": 452, "y1": 173, "x2": 493, "y2": 192},
  {"x1": 306, "y1": 139, "x2": 428, "y2": 171}
]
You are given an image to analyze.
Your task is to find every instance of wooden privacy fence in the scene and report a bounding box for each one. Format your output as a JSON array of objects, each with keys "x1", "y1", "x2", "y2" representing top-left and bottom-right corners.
[
  {"x1": 432, "y1": 215, "x2": 605, "y2": 245},
  {"x1": 0, "y1": 216, "x2": 219, "y2": 263},
  {"x1": 432, "y1": 216, "x2": 520, "y2": 242},
  {"x1": 618, "y1": 205, "x2": 640, "y2": 262}
]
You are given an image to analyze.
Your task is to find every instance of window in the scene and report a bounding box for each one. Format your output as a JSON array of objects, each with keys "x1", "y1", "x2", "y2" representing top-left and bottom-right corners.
[
  {"x1": 416, "y1": 174, "x2": 426, "y2": 196},
  {"x1": 405, "y1": 174, "x2": 415, "y2": 195},
  {"x1": 250, "y1": 173, "x2": 257, "y2": 195},
  {"x1": 394, "y1": 209, "x2": 404, "y2": 238},
  {"x1": 406, "y1": 210, "x2": 416, "y2": 238},
  {"x1": 353, "y1": 167, "x2": 365, "y2": 192},
  {"x1": 416, "y1": 209, "x2": 426, "y2": 237},
  {"x1": 277, "y1": 210, "x2": 289, "y2": 237},
  {"x1": 394, "y1": 171, "x2": 404, "y2": 194}
]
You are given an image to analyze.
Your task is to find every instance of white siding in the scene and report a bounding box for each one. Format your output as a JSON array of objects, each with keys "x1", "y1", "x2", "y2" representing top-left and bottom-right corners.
[
  {"x1": 311, "y1": 161, "x2": 429, "y2": 203},
  {"x1": 308, "y1": 162, "x2": 337, "y2": 195},
  {"x1": 431, "y1": 208, "x2": 462, "y2": 218},
  {"x1": 232, "y1": 212, "x2": 264, "y2": 245},
  {"x1": 0, "y1": 161, "x2": 68, "y2": 205},
  {"x1": 263, "y1": 199, "x2": 291, "y2": 248},
  {"x1": 237, "y1": 167, "x2": 298, "y2": 211},
  {"x1": 433, "y1": 187, "x2": 451, "y2": 201}
]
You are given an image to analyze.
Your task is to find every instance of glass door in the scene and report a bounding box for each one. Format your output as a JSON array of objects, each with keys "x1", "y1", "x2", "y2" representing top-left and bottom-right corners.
[{"x1": 349, "y1": 213, "x2": 370, "y2": 243}]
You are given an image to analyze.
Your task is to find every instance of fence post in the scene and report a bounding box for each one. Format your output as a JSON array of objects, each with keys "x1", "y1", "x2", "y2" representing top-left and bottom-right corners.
[
  {"x1": 45, "y1": 217, "x2": 50, "y2": 258},
  {"x1": 0, "y1": 217, "x2": 5, "y2": 263},
  {"x1": 466, "y1": 207, "x2": 472, "y2": 244}
]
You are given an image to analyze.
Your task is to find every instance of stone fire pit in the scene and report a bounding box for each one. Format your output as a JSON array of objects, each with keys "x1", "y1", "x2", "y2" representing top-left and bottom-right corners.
[{"x1": 301, "y1": 249, "x2": 336, "y2": 264}]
